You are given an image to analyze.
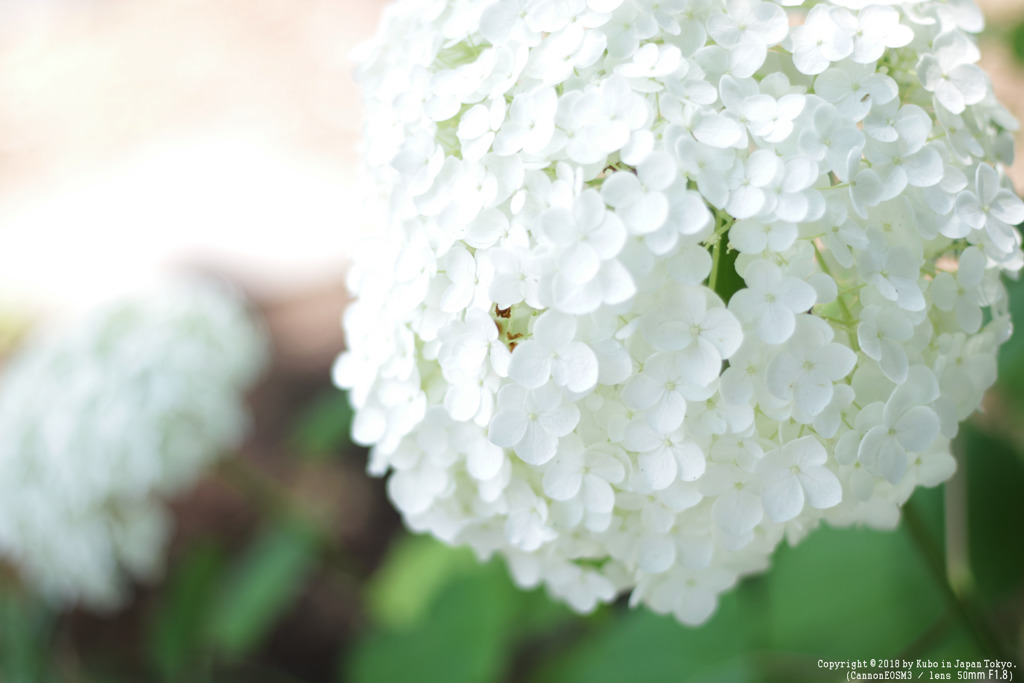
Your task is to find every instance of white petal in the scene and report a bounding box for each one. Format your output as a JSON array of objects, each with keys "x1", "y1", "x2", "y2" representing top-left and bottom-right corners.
[
  {"x1": 859, "y1": 427, "x2": 906, "y2": 484},
  {"x1": 904, "y1": 147, "x2": 944, "y2": 188},
  {"x1": 638, "y1": 151, "x2": 677, "y2": 191},
  {"x1": 762, "y1": 474, "x2": 804, "y2": 522},
  {"x1": 894, "y1": 405, "x2": 940, "y2": 453},
  {"x1": 559, "y1": 243, "x2": 601, "y2": 284},
  {"x1": 468, "y1": 441, "x2": 505, "y2": 481},
  {"x1": 592, "y1": 338, "x2": 633, "y2": 385},
  {"x1": 914, "y1": 450, "x2": 957, "y2": 487},
  {"x1": 587, "y1": 448, "x2": 626, "y2": 483},
  {"x1": 788, "y1": 434, "x2": 828, "y2": 466},
  {"x1": 955, "y1": 299, "x2": 982, "y2": 335},
  {"x1": 508, "y1": 341, "x2": 552, "y2": 388},
  {"x1": 639, "y1": 448, "x2": 678, "y2": 491},
  {"x1": 488, "y1": 409, "x2": 528, "y2": 448},
  {"x1": 674, "y1": 588, "x2": 717, "y2": 626},
  {"x1": 647, "y1": 392, "x2": 687, "y2": 433},
  {"x1": 621, "y1": 192, "x2": 670, "y2": 234},
  {"x1": 694, "y1": 112, "x2": 743, "y2": 148},
  {"x1": 878, "y1": 339, "x2": 909, "y2": 384},
  {"x1": 637, "y1": 533, "x2": 676, "y2": 574},
  {"x1": 601, "y1": 172, "x2": 641, "y2": 208},
  {"x1": 444, "y1": 383, "x2": 481, "y2": 421},
  {"x1": 755, "y1": 303, "x2": 795, "y2": 345},
  {"x1": 992, "y1": 190, "x2": 1024, "y2": 225},
  {"x1": 597, "y1": 259, "x2": 637, "y2": 306},
  {"x1": 955, "y1": 192, "x2": 985, "y2": 229},
  {"x1": 777, "y1": 277, "x2": 817, "y2": 312},
  {"x1": 543, "y1": 462, "x2": 583, "y2": 500},
  {"x1": 798, "y1": 466, "x2": 842, "y2": 510},
  {"x1": 712, "y1": 489, "x2": 762, "y2": 535},
  {"x1": 814, "y1": 343, "x2": 858, "y2": 381},
  {"x1": 553, "y1": 342, "x2": 600, "y2": 393},
  {"x1": 540, "y1": 399, "x2": 581, "y2": 437},
  {"x1": 677, "y1": 338, "x2": 722, "y2": 386},
  {"x1": 388, "y1": 471, "x2": 434, "y2": 516},
  {"x1": 795, "y1": 373, "x2": 833, "y2": 416},
  {"x1": 700, "y1": 308, "x2": 743, "y2": 358},
  {"x1": 517, "y1": 421, "x2": 558, "y2": 465},
  {"x1": 727, "y1": 185, "x2": 765, "y2": 219},
  {"x1": 582, "y1": 476, "x2": 616, "y2": 514},
  {"x1": 674, "y1": 441, "x2": 706, "y2": 481},
  {"x1": 623, "y1": 421, "x2": 662, "y2": 453}
]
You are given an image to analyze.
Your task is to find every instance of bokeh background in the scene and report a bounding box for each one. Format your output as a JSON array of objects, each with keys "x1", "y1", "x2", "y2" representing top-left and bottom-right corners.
[{"x1": 0, "y1": 0, "x2": 1023, "y2": 681}]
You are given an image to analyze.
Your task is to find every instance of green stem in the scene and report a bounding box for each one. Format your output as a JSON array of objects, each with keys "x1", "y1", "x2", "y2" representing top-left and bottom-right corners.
[
  {"x1": 709, "y1": 235, "x2": 724, "y2": 293},
  {"x1": 707, "y1": 212, "x2": 734, "y2": 294},
  {"x1": 712, "y1": 215, "x2": 733, "y2": 240},
  {"x1": 812, "y1": 241, "x2": 859, "y2": 349},
  {"x1": 818, "y1": 315, "x2": 854, "y2": 329}
]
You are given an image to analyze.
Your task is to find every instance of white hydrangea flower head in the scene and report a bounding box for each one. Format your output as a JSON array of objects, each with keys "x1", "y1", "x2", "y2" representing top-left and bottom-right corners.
[
  {"x1": 338, "y1": 0, "x2": 1024, "y2": 625},
  {"x1": 0, "y1": 279, "x2": 269, "y2": 610}
]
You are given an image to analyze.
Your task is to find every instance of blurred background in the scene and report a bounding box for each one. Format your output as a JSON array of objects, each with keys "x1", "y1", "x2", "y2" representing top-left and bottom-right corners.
[{"x1": 0, "y1": 1, "x2": 1023, "y2": 681}]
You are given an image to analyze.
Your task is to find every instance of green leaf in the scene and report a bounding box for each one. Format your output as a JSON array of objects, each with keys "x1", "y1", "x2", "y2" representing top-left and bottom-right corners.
[
  {"x1": 961, "y1": 422, "x2": 1024, "y2": 604},
  {"x1": 529, "y1": 589, "x2": 756, "y2": 683},
  {"x1": 346, "y1": 560, "x2": 520, "y2": 683},
  {"x1": 715, "y1": 244, "x2": 746, "y2": 304},
  {"x1": 0, "y1": 591, "x2": 55, "y2": 683},
  {"x1": 762, "y1": 521, "x2": 946, "y2": 658},
  {"x1": 997, "y1": 273, "x2": 1024, "y2": 386},
  {"x1": 365, "y1": 534, "x2": 477, "y2": 629},
  {"x1": 146, "y1": 540, "x2": 226, "y2": 681},
  {"x1": 289, "y1": 391, "x2": 354, "y2": 461},
  {"x1": 1010, "y1": 20, "x2": 1024, "y2": 67},
  {"x1": 205, "y1": 519, "x2": 319, "y2": 658}
]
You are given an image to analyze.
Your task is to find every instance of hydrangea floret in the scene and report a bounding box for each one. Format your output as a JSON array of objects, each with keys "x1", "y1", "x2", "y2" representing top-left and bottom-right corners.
[
  {"x1": 337, "y1": 0, "x2": 1024, "y2": 624},
  {"x1": 0, "y1": 279, "x2": 268, "y2": 610}
]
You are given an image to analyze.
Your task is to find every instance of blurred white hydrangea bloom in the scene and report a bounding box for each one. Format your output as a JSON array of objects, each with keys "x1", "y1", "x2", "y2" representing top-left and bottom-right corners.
[
  {"x1": 0, "y1": 279, "x2": 268, "y2": 610},
  {"x1": 337, "y1": 0, "x2": 1024, "y2": 624}
]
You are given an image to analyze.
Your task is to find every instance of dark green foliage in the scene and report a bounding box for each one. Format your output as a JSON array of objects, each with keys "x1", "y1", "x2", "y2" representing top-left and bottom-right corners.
[
  {"x1": 345, "y1": 535, "x2": 572, "y2": 683},
  {"x1": 1010, "y1": 20, "x2": 1024, "y2": 67},
  {"x1": 961, "y1": 423, "x2": 1024, "y2": 605},
  {"x1": 0, "y1": 592, "x2": 55, "y2": 683},
  {"x1": 289, "y1": 392, "x2": 355, "y2": 461},
  {"x1": 147, "y1": 540, "x2": 227, "y2": 681},
  {"x1": 205, "y1": 519, "x2": 320, "y2": 658}
]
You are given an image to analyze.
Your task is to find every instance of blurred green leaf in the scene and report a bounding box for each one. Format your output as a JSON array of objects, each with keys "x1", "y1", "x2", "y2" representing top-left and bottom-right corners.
[
  {"x1": 961, "y1": 422, "x2": 1024, "y2": 604},
  {"x1": 365, "y1": 534, "x2": 477, "y2": 629},
  {"x1": 998, "y1": 273, "x2": 1024, "y2": 386},
  {"x1": 530, "y1": 510, "x2": 968, "y2": 683},
  {"x1": 924, "y1": 620, "x2": 985, "y2": 663},
  {"x1": 147, "y1": 540, "x2": 226, "y2": 681},
  {"x1": 907, "y1": 480, "x2": 946, "y2": 547},
  {"x1": 1010, "y1": 20, "x2": 1024, "y2": 66},
  {"x1": 205, "y1": 519, "x2": 319, "y2": 658},
  {"x1": 350, "y1": 535, "x2": 573, "y2": 683},
  {"x1": 763, "y1": 520, "x2": 946, "y2": 658},
  {"x1": 289, "y1": 391, "x2": 354, "y2": 461},
  {"x1": 346, "y1": 560, "x2": 519, "y2": 683},
  {"x1": 0, "y1": 591, "x2": 55, "y2": 683},
  {"x1": 766, "y1": 523, "x2": 941, "y2": 653},
  {"x1": 530, "y1": 590, "x2": 756, "y2": 683}
]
